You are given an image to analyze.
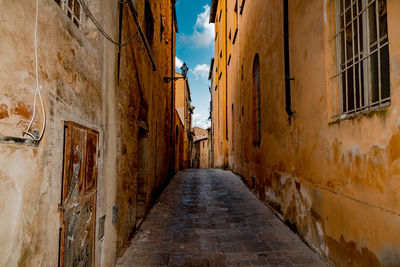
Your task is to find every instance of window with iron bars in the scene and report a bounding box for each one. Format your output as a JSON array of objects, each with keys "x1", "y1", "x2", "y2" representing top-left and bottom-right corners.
[
  {"x1": 54, "y1": 0, "x2": 82, "y2": 28},
  {"x1": 252, "y1": 54, "x2": 261, "y2": 146},
  {"x1": 329, "y1": 0, "x2": 389, "y2": 119}
]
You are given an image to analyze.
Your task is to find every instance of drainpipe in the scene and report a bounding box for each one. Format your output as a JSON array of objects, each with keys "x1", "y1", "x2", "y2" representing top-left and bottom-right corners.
[
  {"x1": 171, "y1": 0, "x2": 176, "y2": 173},
  {"x1": 117, "y1": 1, "x2": 124, "y2": 84},
  {"x1": 283, "y1": 0, "x2": 295, "y2": 122},
  {"x1": 225, "y1": 0, "x2": 228, "y2": 141},
  {"x1": 170, "y1": 0, "x2": 175, "y2": 138}
]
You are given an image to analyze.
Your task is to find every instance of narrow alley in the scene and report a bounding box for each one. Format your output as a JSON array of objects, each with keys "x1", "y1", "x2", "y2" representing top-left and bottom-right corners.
[
  {"x1": 2, "y1": 0, "x2": 400, "y2": 266},
  {"x1": 116, "y1": 169, "x2": 326, "y2": 266}
]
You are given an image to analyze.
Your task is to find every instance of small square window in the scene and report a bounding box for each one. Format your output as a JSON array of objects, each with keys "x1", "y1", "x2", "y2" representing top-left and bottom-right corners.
[{"x1": 55, "y1": 0, "x2": 82, "y2": 28}]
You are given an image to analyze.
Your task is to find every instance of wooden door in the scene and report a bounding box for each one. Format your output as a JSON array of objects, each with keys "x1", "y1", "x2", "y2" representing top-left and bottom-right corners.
[{"x1": 60, "y1": 122, "x2": 99, "y2": 267}]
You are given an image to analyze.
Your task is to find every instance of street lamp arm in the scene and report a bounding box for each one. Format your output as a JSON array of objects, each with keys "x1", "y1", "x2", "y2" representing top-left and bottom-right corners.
[
  {"x1": 163, "y1": 76, "x2": 186, "y2": 83},
  {"x1": 163, "y1": 62, "x2": 189, "y2": 83}
]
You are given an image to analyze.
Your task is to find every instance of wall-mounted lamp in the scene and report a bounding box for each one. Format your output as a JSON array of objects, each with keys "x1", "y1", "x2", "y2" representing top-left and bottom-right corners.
[{"x1": 164, "y1": 62, "x2": 189, "y2": 83}]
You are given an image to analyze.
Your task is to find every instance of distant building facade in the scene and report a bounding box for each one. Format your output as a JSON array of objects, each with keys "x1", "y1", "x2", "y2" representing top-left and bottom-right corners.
[
  {"x1": 210, "y1": 0, "x2": 400, "y2": 266},
  {"x1": 191, "y1": 127, "x2": 208, "y2": 168},
  {"x1": 175, "y1": 72, "x2": 194, "y2": 169},
  {"x1": 175, "y1": 109, "x2": 185, "y2": 171},
  {"x1": 199, "y1": 138, "x2": 209, "y2": 169},
  {"x1": 192, "y1": 137, "x2": 209, "y2": 169},
  {"x1": 207, "y1": 127, "x2": 213, "y2": 168},
  {"x1": 208, "y1": 59, "x2": 215, "y2": 168}
]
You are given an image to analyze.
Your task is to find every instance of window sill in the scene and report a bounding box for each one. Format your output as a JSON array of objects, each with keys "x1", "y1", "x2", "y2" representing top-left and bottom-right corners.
[
  {"x1": 329, "y1": 102, "x2": 391, "y2": 125},
  {"x1": 0, "y1": 136, "x2": 39, "y2": 147}
]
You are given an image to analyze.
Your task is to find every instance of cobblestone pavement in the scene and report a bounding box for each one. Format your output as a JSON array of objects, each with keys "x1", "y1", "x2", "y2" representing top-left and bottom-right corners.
[{"x1": 116, "y1": 169, "x2": 327, "y2": 266}]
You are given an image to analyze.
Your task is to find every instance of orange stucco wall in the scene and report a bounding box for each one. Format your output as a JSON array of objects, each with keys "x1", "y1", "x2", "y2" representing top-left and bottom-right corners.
[
  {"x1": 199, "y1": 139, "x2": 209, "y2": 169},
  {"x1": 175, "y1": 73, "x2": 192, "y2": 168},
  {"x1": 211, "y1": 0, "x2": 400, "y2": 265},
  {"x1": 211, "y1": 0, "x2": 229, "y2": 168}
]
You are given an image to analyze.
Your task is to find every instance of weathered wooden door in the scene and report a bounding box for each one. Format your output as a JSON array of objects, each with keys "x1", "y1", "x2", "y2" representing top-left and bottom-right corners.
[{"x1": 60, "y1": 122, "x2": 98, "y2": 267}]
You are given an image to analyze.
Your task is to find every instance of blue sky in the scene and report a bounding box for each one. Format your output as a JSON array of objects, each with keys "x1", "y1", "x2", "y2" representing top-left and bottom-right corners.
[{"x1": 175, "y1": 0, "x2": 214, "y2": 129}]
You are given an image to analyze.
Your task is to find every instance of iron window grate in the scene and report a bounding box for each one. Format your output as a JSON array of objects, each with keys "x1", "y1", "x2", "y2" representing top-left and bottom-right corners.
[
  {"x1": 328, "y1": 0, "x2": 390, "y2": 119},
  {"x1": 55, "y1": 0, "x2": 83, "y2": 28}
]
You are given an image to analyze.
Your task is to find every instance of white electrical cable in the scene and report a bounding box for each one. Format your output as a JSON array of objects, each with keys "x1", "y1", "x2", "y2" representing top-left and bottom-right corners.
[{"x1": 24, "y1": 0, "x2": 46, "y2": 141}]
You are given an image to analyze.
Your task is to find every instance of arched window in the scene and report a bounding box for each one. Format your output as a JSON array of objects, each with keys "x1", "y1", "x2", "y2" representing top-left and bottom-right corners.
[{"x1": 252, "y1": 54, "x2": 261, "y2": 145}]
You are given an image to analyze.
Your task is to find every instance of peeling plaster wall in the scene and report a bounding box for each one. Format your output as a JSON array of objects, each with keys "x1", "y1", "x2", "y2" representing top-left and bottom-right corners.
[
  {"x1": 175, "y1": 109, "x2": 184, "y2": 171},
  {"x1": 211, "y1": 0, "x2": 229, "y2": 169},
  {"x1": 209, "y1": 60, "x2": 216, "y2": 168},
  {"x1": 175, "y1": 74, "x2": 192, "y2": 169},
  {"x1": 199, "y1": 139, "x2": 209, "y2": 169},
  {"x1": 0, "y1": 0, "x2": 174, "y2": 266},
  {"x1": 0, "y1": 1, "x2": 106, "y2": 265},
  {"x1": 220, "y1": 0, "x2": 400, "y2": 265},
  {"x1": 114, "y1": 0, "x2": 175, "y2": 257}
]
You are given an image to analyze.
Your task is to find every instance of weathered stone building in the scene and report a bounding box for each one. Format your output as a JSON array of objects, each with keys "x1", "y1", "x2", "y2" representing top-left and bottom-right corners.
[
  {"x1": 0, "y1": 0, "x2": 177, "y2": 266},
  {"x1": 209, "y1": 58, "x2": 215, "y2": 168},
  {"x1": 199, "y1": 137, "x2": 209, "y2": 169},
  {"x1": 207, "y1": 127, "x2": 213, "y2": 168},
  {"x1": 210, "y1": 0, "x2": 400, "y2": 265},
  {"x1": 209, "y1": 0, "x2": 229, "y2": 169},
  {"x1": 191, "y1": 127, "x2": 209, "y2": 169},
  {"x1": 174, "y1": 109, "x2": 184, "y2": 170},
  {"x1": 192, "y1": 137, "x2": 209, "y2": 169},
  {"x1": 175, "y1": 72, "x2": 193, "y2": 169}
]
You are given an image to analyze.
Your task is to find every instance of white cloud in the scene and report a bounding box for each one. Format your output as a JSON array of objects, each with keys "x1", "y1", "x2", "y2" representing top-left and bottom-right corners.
[
  {"x1": 178, "y1": 5, "x2": 215, "y2": 48},
  {"x1": 193, "y1": 113, "x2": 211, "y2": 129},
  {"x1": 175, "y1": 56, "x2": 183, "y2": 70},
  {"x1": 191, "y1": 64, "x2": 210, "y2": 81}
]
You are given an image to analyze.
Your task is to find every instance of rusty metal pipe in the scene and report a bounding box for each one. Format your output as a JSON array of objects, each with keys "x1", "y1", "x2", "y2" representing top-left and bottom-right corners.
[{"x1": 284, "y1": 0, "x2": 295, "y2": 120}]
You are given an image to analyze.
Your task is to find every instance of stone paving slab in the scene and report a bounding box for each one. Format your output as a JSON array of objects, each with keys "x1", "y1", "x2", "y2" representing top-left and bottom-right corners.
[{"x1": 116, "y1": 169, "x2": 327, "y2": 267}]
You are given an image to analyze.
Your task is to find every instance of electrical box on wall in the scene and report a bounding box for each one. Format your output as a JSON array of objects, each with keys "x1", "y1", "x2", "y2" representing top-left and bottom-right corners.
[{"x1": 112, "y1": 205, "x2": 118, "y2": 225}]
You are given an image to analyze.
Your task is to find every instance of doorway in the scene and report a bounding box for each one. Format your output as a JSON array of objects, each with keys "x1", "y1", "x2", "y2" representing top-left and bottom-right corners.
[{"x1": 60, "y1": 122, "x2": 99, "y2": 267}]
